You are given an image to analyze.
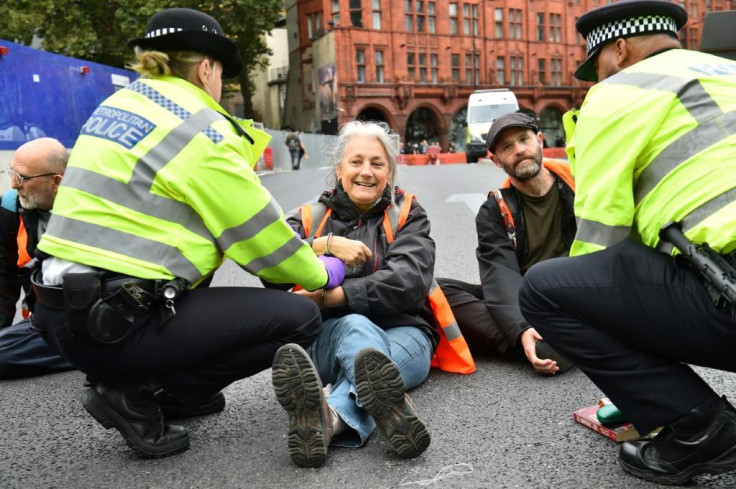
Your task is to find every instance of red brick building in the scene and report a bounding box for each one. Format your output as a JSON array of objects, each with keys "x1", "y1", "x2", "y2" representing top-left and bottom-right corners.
[{"x1": 283, "y1": 0, "x2": 734, "y2": 150}]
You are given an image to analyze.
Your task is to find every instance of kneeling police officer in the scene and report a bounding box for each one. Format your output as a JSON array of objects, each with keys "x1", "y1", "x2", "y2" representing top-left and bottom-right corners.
[{"x1": 31, "y1": 7, "x2": 344, "y2": 458}]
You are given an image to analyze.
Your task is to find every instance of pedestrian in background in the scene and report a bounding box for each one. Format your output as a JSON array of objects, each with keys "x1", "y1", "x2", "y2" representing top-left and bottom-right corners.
[{"x1": 285, "y1": 129, "x2": 307, "y2": 170}]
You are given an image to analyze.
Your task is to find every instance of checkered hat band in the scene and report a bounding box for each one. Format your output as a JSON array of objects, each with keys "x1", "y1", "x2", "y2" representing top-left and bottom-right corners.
[
  {"x1": 585, "y1": 15, "x2": 678, "y2": 53},
  {"x1": 145, "y1": 27, "x2": 185, "y2": 39}
]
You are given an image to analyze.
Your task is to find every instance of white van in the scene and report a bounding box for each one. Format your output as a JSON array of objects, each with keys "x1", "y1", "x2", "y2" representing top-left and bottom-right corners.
[{"x1": 465, "y1": 89, "x2": 519, "y2": 163}]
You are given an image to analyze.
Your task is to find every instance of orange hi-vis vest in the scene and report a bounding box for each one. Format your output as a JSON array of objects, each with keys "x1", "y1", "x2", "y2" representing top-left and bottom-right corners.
[
  {"x1": 490, "y1": 159, "x2": 575, "y2": 250},
  {"x1": 301, "y1": 192, "x2": 476, "y2": 374},
  {"x1": 2, "y1": 190, "x2": 33, "y2": 318}
]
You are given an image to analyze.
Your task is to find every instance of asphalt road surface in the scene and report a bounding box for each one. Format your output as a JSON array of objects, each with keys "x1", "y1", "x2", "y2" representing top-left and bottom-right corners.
[{"x1": 2, "y1": 164, "x2": 735, "y2": 489}]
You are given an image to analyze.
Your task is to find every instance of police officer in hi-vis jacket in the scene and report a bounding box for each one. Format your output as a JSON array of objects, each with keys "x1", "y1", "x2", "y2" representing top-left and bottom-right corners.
[
  {"x1": 31, "y1": 8, "x2": 345, "y2": 459},
  {"x1": 519, "y1": 0, "x2": 736, "y2": 484}
]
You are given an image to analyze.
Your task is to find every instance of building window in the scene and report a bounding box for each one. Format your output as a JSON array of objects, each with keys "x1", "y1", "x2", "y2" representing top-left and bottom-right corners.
[
  {"x1": 450, "y1": 3, "x2": 458, "y2": 35},
  {"x1": 357, "y1": 49, "x2": 366, "y2": 82},
  {"x1": 495, "y1": 8, "x2": 504, "y2": 38},
  {"x1": 452, "y1": 54, "x2": 460, "y2": 82},
  {"x1": 538, "y1": 59, "x2": 546, "y2": 85},
  {"x1": 314, "y1": 12, "x2": 323, "y2": 35},
  {"x1": 372, "y1": 0, "x2": 382, "y2": 29},
  {"x1": 537, "y1": 13, "x2": 545, "y2": 41},
  {"x1": 408, "y1": 52, "x2": 415, "y2": 80},
  {"x1": 472, "y1": 4, "x2": 478, "y2": 35},
  {"x1": 375, "y1": 50, "x2": 385, "y2": 83},
  {"x1": 551, "y1": 58, "x2": 562, "y2": 86},
  {"x1": 463, "y1": 4, "x2": 470, "y2": 35},
  {"x1": 428, "y1": 2, "x2": 436, "y2": 33},
  {"x1": 549, "y1": 13, "x2": 561, "y2": 42},
  {"x1": 510, "y1": 56, "x2": 523, "y2": 85},
  {"x1": 405, "y1": 14, "x2": 413, "y2": 31},
  {"x1": 307, "y1": 14, "x2": 314, "y2": 39},
  {"x1": 496, "y1": 57, "x2": 505, "y2": 85},
  {"x1": 465, "y1": 53, "x2": 472, "y2": 83},
  {"x1": 332, "y1": 0, "x2": 340, "y2": 24},
  {"x1": 509, "y1": 8, "x2": 522, "y2": 40},
  {"x1": 350, "y1": 0, "x2": 363, "y2": 27},
  {"x1": 419, "y1": 52, "x2": 427, "y2": 83},
  {"x1": 417, "y1": 0, "x2": 425, "y2": 32},
  {"x1": 474, "y1": 53, "x2": 480, "y2": 84},
  {"x1": 431, "y1": 53, "x2": 438, "y2": 83}
]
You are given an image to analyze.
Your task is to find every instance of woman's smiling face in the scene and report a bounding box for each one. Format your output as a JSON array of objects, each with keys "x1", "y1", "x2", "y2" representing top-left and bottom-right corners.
[{"x1": 336, "y1": 134, "x2": 390, "y2": 213}]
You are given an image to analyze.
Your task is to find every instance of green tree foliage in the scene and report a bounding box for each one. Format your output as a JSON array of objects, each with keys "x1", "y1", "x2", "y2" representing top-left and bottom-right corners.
[{"x1": 0, "y1": 0, "x2": 281, "y2": 118}]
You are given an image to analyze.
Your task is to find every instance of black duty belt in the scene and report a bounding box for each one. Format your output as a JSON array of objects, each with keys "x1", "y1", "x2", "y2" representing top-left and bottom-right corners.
[{"x1": 32, "y1": 273, "x2": 161, "y2": 310}]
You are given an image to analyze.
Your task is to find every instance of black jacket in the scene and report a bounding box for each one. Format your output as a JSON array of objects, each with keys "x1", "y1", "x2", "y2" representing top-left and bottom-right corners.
[
  {"x1": 0, "y1": 191, "x2": 43, "y2": 327},
  {"x1": 287, "y1": 187, "x2": 439, "y2": 348},
  {"x1": 475, "y1": 173, "x2": 576, "y2": 347}
]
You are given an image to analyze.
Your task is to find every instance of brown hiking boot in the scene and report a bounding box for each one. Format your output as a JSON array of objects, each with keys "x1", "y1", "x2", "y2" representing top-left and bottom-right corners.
[
  {"x1": 354, "y1": 347, "x2": 430, "y2": 458},
  {"x1": 272, "y1": 343, "x2": 333, "y2": 468}
]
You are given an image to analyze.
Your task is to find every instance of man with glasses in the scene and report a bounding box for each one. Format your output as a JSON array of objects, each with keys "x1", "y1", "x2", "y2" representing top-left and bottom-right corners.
[
  {"x1": 438, "y1": 112, "x2": 575, "y2": 375},
  {"x1": 0, "y1": 137, "x2": 72, "y2": 378}
]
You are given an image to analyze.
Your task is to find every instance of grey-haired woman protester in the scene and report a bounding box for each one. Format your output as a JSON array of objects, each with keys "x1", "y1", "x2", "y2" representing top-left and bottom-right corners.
[{"x1": 270, "y1": 121, "x2": 453, "y2": 467}]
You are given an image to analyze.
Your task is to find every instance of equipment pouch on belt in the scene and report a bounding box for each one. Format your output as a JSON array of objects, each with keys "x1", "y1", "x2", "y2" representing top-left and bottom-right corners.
[{"x1": 62, "y1": 272, "x2": 137, "y2": 344}]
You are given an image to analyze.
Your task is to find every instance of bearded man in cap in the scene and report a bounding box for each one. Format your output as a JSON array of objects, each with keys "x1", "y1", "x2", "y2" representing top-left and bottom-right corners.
[
  {"x1": 519, "y1": 0, "x2": 736, "y2": 485},
  {"x1": 438, "y1": 112, "x2": 576, "y2": 376},
  {"x1": 30, "y1": 8, "x2": 345, "y2": 458}
]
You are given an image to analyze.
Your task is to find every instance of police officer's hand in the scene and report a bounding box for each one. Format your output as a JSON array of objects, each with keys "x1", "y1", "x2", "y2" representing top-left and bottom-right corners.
[
  {"x1": 318, "y1": 236, "x2": 372, "y2": 268},
  {"x1": 520, "y1": 328, "x2": 559, "y2": 375}
]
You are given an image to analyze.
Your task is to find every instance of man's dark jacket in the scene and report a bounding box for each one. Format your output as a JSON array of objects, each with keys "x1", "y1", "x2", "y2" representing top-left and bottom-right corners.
[
  {"x1": 0, "y1": 190, "x2": 41, "y2": 327},
  {"x1": 476, "y1": 166, "x2": 576, "y2": 349}
]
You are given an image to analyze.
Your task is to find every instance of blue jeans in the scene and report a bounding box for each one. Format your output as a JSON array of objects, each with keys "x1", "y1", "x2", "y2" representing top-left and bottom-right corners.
[
  {"x1": 308, "y1": 314, "x2": 433, "y2": 447},
  {"x1": 0, "y1": 318, "x2": 74, "y2": 379}
]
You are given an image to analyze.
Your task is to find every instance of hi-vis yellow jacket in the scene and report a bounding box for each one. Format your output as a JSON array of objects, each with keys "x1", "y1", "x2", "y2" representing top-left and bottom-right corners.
[
  {"x1": 38, "y1": 76, "x2": 328, "y2": 289},
  {"x1": 567, "y1": 49, "x2": 736, "y2": 257}
]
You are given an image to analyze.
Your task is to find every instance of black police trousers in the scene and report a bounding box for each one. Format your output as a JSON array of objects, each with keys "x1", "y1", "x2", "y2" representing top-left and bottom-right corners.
[
  {"x1": 519, "y1": 238, "x2": 736, "y2": 434},
  {"x1": 35, "y1": 286, "x2": 322, "y2": 407}
]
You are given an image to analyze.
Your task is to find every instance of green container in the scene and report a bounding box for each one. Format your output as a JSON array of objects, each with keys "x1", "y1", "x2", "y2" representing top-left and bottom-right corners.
[{"x1": 596, "y1": 404, "x2": 628, "y2": 426}]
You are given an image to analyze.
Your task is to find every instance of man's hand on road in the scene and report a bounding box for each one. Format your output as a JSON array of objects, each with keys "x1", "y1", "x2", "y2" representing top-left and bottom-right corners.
[{"x1": 520, "y1": 328, "x2": 559, "y2": 375}]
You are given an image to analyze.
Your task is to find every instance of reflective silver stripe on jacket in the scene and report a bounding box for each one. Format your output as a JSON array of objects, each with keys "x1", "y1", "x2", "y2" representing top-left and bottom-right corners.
[
  {"x1": 429, "y1": 279, "x2": 462, "y2": 341},
  {"x1": 603, "y1": 72, "x2": 736, "y2": 206},
  {"x1": 656, "y1": 186, "x2": 736, "y2": 254},
  {"x1": 45, "y1": 215, "x2": 202, "y2": 283},
  {"x1": 240, "y1": 233, "x2": 307, "y2": 276},
  {"x1": 575, "y1": 217, "x2": 631, "y2": 248},
  {"x1": 217, "y1": 196, "x2": 285, "y2": 250}
]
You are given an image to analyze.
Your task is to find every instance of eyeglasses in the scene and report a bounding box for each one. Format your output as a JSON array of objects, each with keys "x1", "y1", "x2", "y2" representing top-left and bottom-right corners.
[{"x1": 7, "y1": 168, "x2": 57, "y2": 186}]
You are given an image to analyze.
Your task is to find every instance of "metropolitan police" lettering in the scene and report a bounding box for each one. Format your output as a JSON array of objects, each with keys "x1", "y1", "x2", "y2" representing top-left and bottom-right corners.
[{"x1": 81, "y1": 106, "x2": 155, "y2": 149}]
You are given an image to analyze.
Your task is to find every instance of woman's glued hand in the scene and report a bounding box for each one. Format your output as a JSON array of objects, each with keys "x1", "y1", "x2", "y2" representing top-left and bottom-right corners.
[{"x1": 330, "y1": 236, "x2": 372, "y2": 268}]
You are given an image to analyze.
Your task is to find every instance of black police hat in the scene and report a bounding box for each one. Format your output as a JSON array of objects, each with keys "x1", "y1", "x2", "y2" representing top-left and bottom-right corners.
[
  {"x1": 486, "y1": 112, "x2": 539, "y2": 152},
  {"x1": 575, "y1": 0, "x2": 687, "y2": 82},
  {"x1": 128, "y1": 8, "x2": 243, "y2": 79}
]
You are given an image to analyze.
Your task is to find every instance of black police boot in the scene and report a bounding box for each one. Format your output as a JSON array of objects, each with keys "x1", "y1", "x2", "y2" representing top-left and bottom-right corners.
[
  {"x1": 619, "y1": 395, "x2": 736, "y2": 485},
  {"x1": 81, "y1": 381, "x2": 190, "y2": 458},
  {"x1": 157, "y1": 391, "x2": 226, "y2": 420}
]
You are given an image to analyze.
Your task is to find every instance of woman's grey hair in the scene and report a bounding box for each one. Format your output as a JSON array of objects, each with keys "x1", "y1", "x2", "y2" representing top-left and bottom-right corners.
[{"x1": 327, "y1": 120, "x2": 400, "y2": 204}]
